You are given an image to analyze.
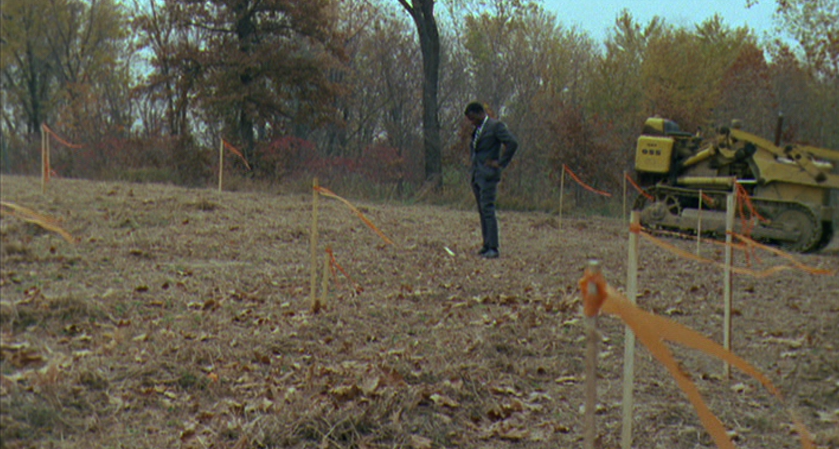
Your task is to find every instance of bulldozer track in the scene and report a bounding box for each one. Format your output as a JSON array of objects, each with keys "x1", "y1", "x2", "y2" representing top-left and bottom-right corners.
[
  {"x1": 754, "y1": 199, "x2": 824, "y2": 253},
  {"x1": 633, "y1": 186, "x2": 826, "y2": 253}
]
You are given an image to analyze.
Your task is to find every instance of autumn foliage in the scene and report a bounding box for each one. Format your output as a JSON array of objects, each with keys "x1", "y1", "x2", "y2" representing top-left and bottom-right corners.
[{"x1": 0, "y1": 0, "x2": 837, "y2": 206}]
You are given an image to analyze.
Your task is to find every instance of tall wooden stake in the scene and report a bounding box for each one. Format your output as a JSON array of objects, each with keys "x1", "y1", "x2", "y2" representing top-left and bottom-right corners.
[
  {"x1": 218, "y1": 138, "x2": 224, "y2": 193},
  {"x1": 559, "y1": 167, "x2": 565, "y2": 230},
  {"x1": 41, "y1": 124, "x2": 47, "y2": 194},
  {"x1": 621, "y1": 212, "x2": 640, "y2": 449},
  {"x1": 696, "y1": 189, "x2": 703, "y2": 255},
  {"x1": 622, "y1": 171, "x2": 628, "y2": 223},
  {"x1": 310, "y1": 178, "x2": 320, "y2": 312},
  {"x1": 723, "y1": 192, "x2": 735, "y2": 378},
  {"x1": 584, "y1": 260, "x2": 600, "y2": 449},
  {"x1": 314, "y1": 251, "x2": 328, "y2": 313},
  {"x1": 46, "y1": 131, "x2": 50, "y2": 188}
]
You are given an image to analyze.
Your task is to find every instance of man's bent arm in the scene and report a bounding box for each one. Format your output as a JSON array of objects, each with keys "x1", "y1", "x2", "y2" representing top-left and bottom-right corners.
[{"x1": 497, "y1": 123, "x2": 518, "y2": 168}]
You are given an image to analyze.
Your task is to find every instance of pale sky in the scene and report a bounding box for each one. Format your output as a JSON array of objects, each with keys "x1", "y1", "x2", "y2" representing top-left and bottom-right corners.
[{"x1": 540, "y1": 0, "x2": 778, "y2": 42}]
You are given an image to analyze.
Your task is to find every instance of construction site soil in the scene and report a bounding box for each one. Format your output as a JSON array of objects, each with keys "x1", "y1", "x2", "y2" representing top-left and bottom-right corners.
[{"x1": 1, "y1": 175, "x2": 838, "y2": 448}]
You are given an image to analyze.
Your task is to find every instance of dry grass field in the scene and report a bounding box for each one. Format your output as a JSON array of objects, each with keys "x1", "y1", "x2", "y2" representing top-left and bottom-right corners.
[{"x1": 1, "y1": 174, "x2": 838, "y2": 449}]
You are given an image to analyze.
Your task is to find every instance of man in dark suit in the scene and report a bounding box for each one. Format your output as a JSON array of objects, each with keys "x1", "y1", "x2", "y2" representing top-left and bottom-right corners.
[{"x1": 465, "y1": 102, "x2": 518, "y2": 259}]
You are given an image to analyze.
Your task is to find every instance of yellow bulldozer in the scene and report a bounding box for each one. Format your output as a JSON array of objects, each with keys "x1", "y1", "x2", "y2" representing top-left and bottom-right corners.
[{"x1": 633, "y1": 116, "x2": 839, "y2": 252}]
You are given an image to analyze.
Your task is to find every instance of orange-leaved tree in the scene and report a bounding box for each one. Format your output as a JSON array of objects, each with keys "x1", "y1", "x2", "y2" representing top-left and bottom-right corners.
[{"x1": 150, "y1": 0, "x2": 346, "y2": 169}]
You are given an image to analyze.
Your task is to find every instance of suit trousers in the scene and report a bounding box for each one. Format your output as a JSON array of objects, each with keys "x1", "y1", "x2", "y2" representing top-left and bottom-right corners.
[{"x1": 471, "y1": 173, "x2": 499, "y2": 250}]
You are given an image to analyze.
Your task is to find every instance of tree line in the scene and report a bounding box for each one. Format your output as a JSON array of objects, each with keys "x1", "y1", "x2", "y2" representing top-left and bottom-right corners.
[{"x1": 1, "y1": 0, "x2": 837, "y2": 207}]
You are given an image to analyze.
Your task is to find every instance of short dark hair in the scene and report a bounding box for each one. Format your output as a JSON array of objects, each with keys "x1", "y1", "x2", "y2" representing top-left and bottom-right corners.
[{"x1": 464, "y1": 102, "x2": 485, "y2": 115}]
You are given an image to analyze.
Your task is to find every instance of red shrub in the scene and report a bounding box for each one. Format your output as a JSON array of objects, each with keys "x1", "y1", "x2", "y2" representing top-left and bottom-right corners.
[
  {"x1": 256, "y1": 136, "x2": 317, "y2": 180},
  {"x1": 360, "y1": 144, "x2": 404, "y2": 183}
]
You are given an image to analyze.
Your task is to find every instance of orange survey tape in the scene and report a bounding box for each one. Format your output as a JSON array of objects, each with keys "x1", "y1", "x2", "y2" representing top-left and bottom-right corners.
[
  {"x1": 735, "y1": 183, "x2": 767, "y2": 224},
  {"x1": 647, "y1": 227, "x2": 751, "y2": 253},
  {"x1": 563, "y1": 165, "x2": 611, "y2": 197},
  {"x1": 624, "y1": 173, "x2": 654, "y2": 201},
  {"x1": 0, "y1": 201, "x2": 76, "y2": 244},
  {"x1": 326, "y1": 247, "x2": 363, "y2": 294},
  {"x1": 734, "y1": 183, "x2": 769, "y2": 265},
  {"x1": 625, "y1": 178, "x2": 716, "y2": 208},
  {"x1": 314, "y1": 186, "x2": 394, "y2": 245},
  {"x1": 580, "y1": 267, "x2": 814, "y2": 449},
  {"x1": 42, "y1": 124, "x2": 82, "y2": 148},
  {"x1": 327, "y1": 249, "x2": 341, "y2": 290},
  {"x1": 700, "y1": 192, "x2": 716, "y2": 207},
  {"x1": 692, "y1": 228, "x2": 765, "y2": 265},
  {"x1": 731, "y1": 232, "x2": 836, "y2": 275},
  {"x1": 221, "y1": 139, "x2": 251, "y2": 170},
  {"x1": 629, "y1": 223, "x2": 835, "y2": 277}
]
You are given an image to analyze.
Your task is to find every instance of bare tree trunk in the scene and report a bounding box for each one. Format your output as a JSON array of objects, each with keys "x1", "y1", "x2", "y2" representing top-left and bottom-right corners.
[
  {"x1": 399, "y1": 0, "x2": 442, "y2": 189},
  {"x1": 235, "y1": 1, "x2": 257, "y2": 167}
]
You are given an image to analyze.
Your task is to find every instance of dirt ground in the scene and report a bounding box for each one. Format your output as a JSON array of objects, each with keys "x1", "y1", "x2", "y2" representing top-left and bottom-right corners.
[{"x1": 1, "y1": 174, "x2": 838, "y2": 449}]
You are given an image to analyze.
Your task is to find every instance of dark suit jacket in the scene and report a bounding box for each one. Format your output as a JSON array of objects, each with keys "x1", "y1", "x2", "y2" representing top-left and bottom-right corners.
[{"x1": 471, "y1": 117, "x2": 518, "y2": 182}]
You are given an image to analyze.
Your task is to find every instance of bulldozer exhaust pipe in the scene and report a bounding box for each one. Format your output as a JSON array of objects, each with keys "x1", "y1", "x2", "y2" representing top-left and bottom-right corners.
[{"x1": 774, "y1": 112, "x2": 784, "y2": 147}]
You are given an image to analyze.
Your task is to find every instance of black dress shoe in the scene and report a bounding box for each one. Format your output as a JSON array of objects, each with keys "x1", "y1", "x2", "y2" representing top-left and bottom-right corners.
[
  {"x1": 481, "y1": 248, "x2": 499, "y2": 259},
  {"x1": 477, "y1": 246, "x2": 490, "y2": 256}
]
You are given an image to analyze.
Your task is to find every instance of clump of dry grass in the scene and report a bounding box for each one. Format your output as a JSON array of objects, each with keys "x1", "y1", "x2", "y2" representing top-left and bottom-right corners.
[
  {"x1": 818, "y1": 427, "x2": 839, "y2": 447},
  {"x1": 191, "y1": 198, "x2": 218, "y2": 212},
  {"x1": 0, "y1": 292, "x2": 100, "y2": 333},
  {"x1": 2, "y1": 221, "x2": 32, "y2": 258},
  {"x1": 2, "y1": 240, "x2": 30, "y2": 257},
  {"x1": 0, "y1": 393, "x2": 61, "y2": 443}
]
